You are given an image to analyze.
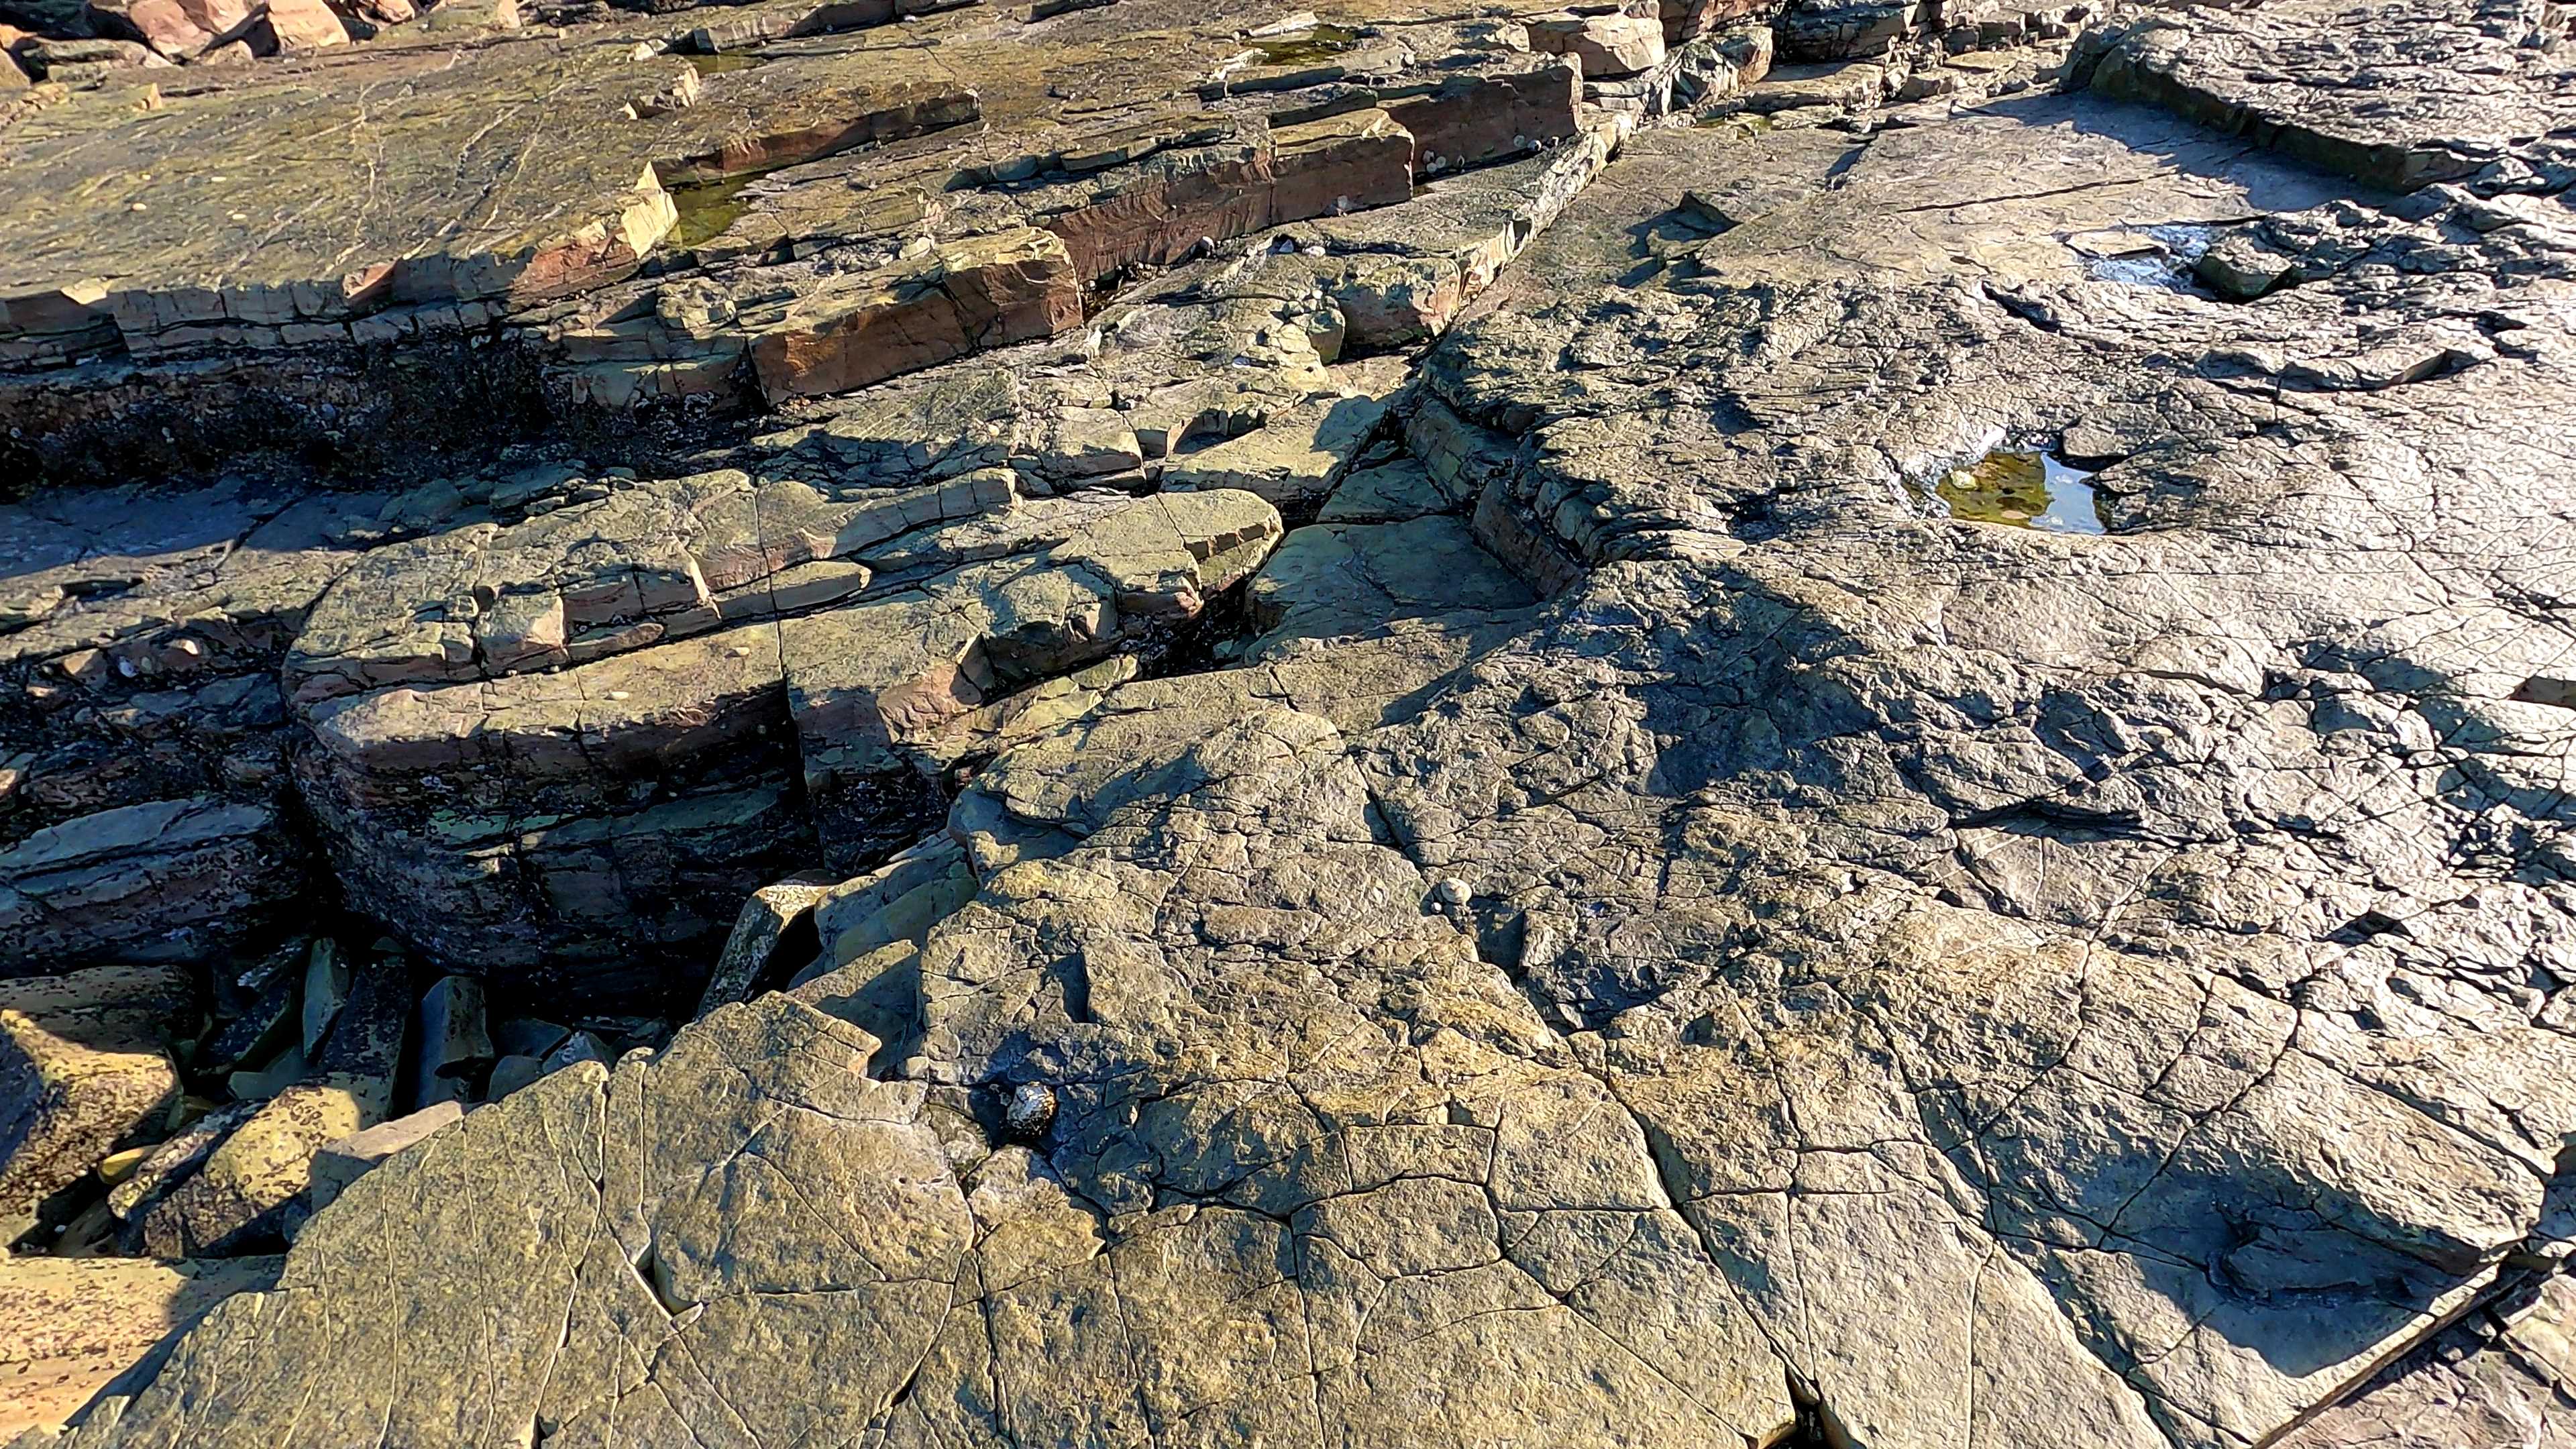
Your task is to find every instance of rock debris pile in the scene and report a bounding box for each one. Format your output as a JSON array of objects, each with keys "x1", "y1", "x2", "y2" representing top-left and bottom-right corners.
[{"x1": 7, "y1": 0, "x2": 2576, "y2": 1444}]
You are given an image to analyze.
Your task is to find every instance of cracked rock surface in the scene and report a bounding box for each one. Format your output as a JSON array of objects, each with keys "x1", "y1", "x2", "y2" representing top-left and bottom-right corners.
[{"x1": 13, "y1": 0, "x2": 2576, "y2": 1445}]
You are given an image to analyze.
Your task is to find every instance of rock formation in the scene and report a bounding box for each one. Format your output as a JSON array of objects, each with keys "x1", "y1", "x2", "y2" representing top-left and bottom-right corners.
[{"x1": 7, "y1": 0, "x2": 2576, "y2": 1444}]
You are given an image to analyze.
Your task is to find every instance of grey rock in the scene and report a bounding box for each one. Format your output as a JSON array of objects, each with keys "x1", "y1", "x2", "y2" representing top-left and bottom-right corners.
[
  {"x1": 488, "y1": 1016, "x2": 570, "y2": 1059},
  {"x1": 129, "y1": 1073, "x2": 388, "y2": 1258},
  {"x1": 1004, "y1": 1081, "x2": 1055, "y2": 1140},
  {"x1": 407, "y1": 975, "x2": 492, "y2": 1111},
  {"x1": 296, "y1": 938, "x2": 348, "y2": 1058},
  {"x1": 222, "y1": 1042, "x2": 305, "y2": 1103},
  {"x1": 692, "y1": 878, "x2": 832, "y2": 1018},
  {"x1": 313, "y1": 950, "x2": 405, "y2": 1079},
  {"x1": 540, "y1": 1031, "x2": 612, "y2": 1074},
  {"x1": 106, "y1": 1099, "x2": 262, "y2": 1250},
  {"x1": 482, "y1": 1053, "x2": 547, "y2": 1101},
  {"x1": 196, "y1": 972, "x2": 294, "y2": 1080}
]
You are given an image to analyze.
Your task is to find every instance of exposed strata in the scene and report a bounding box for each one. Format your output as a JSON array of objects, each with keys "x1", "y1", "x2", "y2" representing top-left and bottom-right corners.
[
  {"x1": 10, "y1": 0, "x2": 2576, "y2": 1444},
  {"x1": 0, "y1": 0, "x2": 1677, "y2": 484}
]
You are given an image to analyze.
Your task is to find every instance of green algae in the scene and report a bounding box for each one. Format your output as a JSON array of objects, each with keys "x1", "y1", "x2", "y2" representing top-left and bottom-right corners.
[{"x1": 1933, "y1": 451, "x2": 2107, "y2": 534}]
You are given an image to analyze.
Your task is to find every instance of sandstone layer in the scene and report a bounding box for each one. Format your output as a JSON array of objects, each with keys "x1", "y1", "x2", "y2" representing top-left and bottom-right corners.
[{"x1": 9, "y1": 0, "x2": 2576, "y2": 1445}]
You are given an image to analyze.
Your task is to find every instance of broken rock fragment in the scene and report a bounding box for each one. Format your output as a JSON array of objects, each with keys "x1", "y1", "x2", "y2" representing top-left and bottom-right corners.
[
  {"x1": 0, "y1": 965, "x2": 189, "y2": 1223},
  {"x1": 1524, "y1": 6, "x2": 1666, "y2": 78},
  {"x1": 694, "y1": 877, "x2": 832, "y2": 1018},
  {"x1": 129, "y1": 1073, "x2": 388, "y2": 1256},
  {"x1": 409, "y1": 975, "x2": 493, "y2": 1110},
  {"x1": 305, "y1": 1099, "x2": 465, "y2": 1213},
  {"x1": 751, "y1": 229, "x2": 1084, "y2": 402}
]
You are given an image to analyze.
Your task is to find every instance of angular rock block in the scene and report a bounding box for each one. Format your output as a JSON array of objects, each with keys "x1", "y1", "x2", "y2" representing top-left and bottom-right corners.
[
  {"x1": 694, "y1": 878, "x2": 833, "y2": 1018},
  {"x1": 294, "y1": 623, "x2": 814, "y2": 992},
  {"x1": 128, "y1": 1073, "x2": 388, "y2": 1256},
  {"x1": 86, "y1": 0, "x2": 213, "y2": 58},
  {"x1": 751, "y1": 229, "x2": 1084, "y2": 402},
  {"x1": 107, "y1": 1097, "x2": 260, "y2": 1246},
  {"x1": 244, "y1": 0, "x2": 348, "y2": 52},
  {"x1": 305, "y1": 1099, "x2": 466, "y2": 1214},
  {"x1": 1525, "y1": 8, "x2": 1666, "y2": 80},
  {"x1": 409, "y1": 975, "x2": 492, "y2": 1110},
  {"x1": 779, "y1": 489, "x2": 1283, "y2": 865},
  {"x1": 0, "y1": 965, "x2": 188, "y2": 1220}
]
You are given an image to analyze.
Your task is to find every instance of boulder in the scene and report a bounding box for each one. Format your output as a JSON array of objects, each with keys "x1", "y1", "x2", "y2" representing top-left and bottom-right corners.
[
  {"x1": 2086, "y1": 0, "x2": 2575, "y2": 191},
  {"x1": 407, "y1": 975, "x2": 492, "y2": 1110},
  {"x1": 313, "y1": 948, "x2": 406, "y2": 1078},
  {"x1": 0, "y1": 965, "x2": 189, "y2": 1222},
  {"x1": 15, "y1": 36, "x2": 168, "y2": 80},
  {"x1": 1523, "y1": 8, "x2": 1666, "y2": 79},
  {"x1": 223, "y1": 1042, "x2": 305, "y2": 1102},
  {"x1": 490, "y1": 1016, "x2": 569, "y2": 1059},
  {"x1": 297, "y1": 938, "x2": 349, "y2": 1057},
  {"x1": 328, "y1": 0, "x2": 412, "y2": 26},
  {"x1": 106, "y1": 1097, "x2": 260, "y2": 1246},
  {"x1": 127, "y1": 1073, "x2": 388, "y2": 1256},
  {"x1": 195, "y1": 971, "x2": 294, "y2": 1079},
  {"x1": 483, "y1": 1053, "x2": 546, "y2": 1099},
  {"x1": 0, "y1": 798, "x2": 303, "y2": 973},
  {"x1": 777, "y1": 489, "x2": 1284, "y2": 864},
  {"x1": 539, "y1": 1030, "x2": 612, "y2": 1073},
  {"x1": 1772, "y1": 0, "x2": 1926, "y2": 59},
  {"x1": 244, "y1": 0, "x2": 347, "y2": 52},
  {"x1": 170, "y1": 0, "x2": 249, "y2": 30},
  {"x1": 85, "y1": 0, "x2": 212, "y2": 58}
]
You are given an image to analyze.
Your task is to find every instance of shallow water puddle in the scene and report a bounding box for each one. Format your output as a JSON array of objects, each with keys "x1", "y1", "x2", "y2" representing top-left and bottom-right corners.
[
  {"x1": 1932, "y1": 451, "x2": 2106, "y2": 534},
  {"x1": 2072, "y1": 222, "x2": 2220, "y2": 290},
  {"x1": 667, "y1": 171, "x2": 765, "y2": 248}
]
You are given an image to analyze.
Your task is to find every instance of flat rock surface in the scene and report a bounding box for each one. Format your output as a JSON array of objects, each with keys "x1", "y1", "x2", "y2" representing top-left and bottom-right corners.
[
  {"x1": 13, "y1": 0, "x2": 2576, "y2": 1445},
  {"x1": 0, "y1": 1255, "x2": 282, "y2": 1439},
  {"x1": 2089, "y1": 0, "x2": 2576, "y2": 191}
]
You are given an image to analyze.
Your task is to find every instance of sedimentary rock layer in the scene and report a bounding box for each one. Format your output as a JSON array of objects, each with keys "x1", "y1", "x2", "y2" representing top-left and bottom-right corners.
[{"x1": 15, "y1": 0, "x2": 2576, "y2": 1445}]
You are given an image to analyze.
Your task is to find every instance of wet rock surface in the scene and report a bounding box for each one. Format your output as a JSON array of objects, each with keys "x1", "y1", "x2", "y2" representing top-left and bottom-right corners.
[{"x1": 9, "y1": 0, "x2": 2576, "y2": 1444}]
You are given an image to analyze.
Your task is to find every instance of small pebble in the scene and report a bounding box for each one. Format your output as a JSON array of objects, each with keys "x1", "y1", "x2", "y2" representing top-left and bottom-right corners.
[{"x1": 1006, "y1": 1082, "x2": 1057, "y2": 1140}]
